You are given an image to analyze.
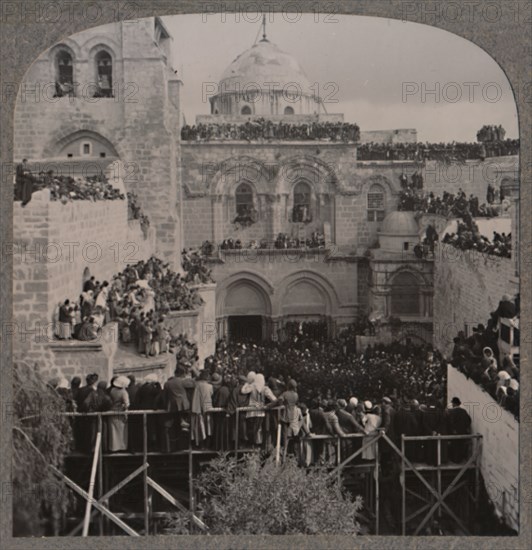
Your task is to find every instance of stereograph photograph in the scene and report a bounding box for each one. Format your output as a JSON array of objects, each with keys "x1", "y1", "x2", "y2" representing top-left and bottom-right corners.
[{"x1": 1, "y1": 1, "x2": 529, "y2": 547}]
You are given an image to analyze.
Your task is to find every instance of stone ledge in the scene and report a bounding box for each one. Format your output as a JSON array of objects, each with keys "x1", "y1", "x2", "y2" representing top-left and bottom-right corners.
[{"x1": 49, "y1": 340, "x2": 103, "y2": 352}]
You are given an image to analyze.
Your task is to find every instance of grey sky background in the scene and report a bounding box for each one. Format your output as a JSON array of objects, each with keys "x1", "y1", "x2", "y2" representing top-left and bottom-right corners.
[{"x1": 163, "y1": 14, "x2": 518, "y2": 143}]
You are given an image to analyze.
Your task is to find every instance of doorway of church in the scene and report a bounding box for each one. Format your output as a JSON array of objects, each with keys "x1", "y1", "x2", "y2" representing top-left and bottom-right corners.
[{"x1": 228, "y1": 315, "x2": 263, "y2": 342}]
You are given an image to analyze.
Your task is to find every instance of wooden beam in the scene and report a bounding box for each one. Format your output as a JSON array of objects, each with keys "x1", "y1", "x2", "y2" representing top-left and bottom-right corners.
[
  {"x1": 146, "y1": 477, "x2": 208, "y2": 531},
  {"x1": 82, "y1": 430, "x2": 101, "y2": 536}
]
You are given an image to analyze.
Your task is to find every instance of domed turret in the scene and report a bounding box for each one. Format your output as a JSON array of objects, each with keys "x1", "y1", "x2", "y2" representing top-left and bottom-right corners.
[{"x1": 378, "y1": 211, "x2": 419, "y2": 253}]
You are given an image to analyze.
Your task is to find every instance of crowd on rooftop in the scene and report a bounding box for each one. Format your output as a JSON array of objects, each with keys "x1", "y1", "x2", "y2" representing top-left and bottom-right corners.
[
  {"x1": 442, "y1": 219, "x2": 511, "y2": 259},
  {"x1": 15, "y1": 159, "x2": 126, "y2": 206},
  {"x1": 357, "y1": 139, "x2": 519, "y2": 162},
  {"x1": 181, "y1": 119, "x2": 360, "y2": 142}
]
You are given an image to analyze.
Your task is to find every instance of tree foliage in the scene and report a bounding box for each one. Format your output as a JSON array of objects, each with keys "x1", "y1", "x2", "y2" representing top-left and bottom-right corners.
[
  {"x1": 12, "y1": 361, "x2": 74, "y2": 536},
  {"x1": 164, "y1": 454, "x2": 362, "y2": 536}
]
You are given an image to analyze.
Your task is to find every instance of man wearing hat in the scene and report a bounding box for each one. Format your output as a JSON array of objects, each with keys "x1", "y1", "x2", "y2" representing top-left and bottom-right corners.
[
  {"x1": 444, "y1": 397, "x2": 472, "y2": 463},
  {"x1": 75, "y1": 373, "x2": 100, "y2": 453}
]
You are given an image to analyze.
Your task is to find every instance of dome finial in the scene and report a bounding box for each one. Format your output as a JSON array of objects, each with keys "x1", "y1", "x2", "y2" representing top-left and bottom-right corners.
[{"x1": 261, "y1": 13, "x2": 268, "y2": 42}]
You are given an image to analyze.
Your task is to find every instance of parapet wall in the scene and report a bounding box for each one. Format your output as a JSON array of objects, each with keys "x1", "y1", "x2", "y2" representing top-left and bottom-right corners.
[
  {"x1": 447, "y1": 365, "x2": 519, "y2": 532},
  {"x1": 12, "y1": 190, "x2": 156, "y2": 380},
  {"x1": 433, "y1": 243, "x2": 517, "y2": 356}
]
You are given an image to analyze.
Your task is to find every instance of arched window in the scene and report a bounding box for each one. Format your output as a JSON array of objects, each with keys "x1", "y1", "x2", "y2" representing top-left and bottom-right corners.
[
  {"x1": 54, "y1": 50, "x2": 74, "y2": 97},
  {"x1": 284, "y1": 106, "x2": 294, "y2": 115},
  {"x1": 95, "y1": 50, "x2": 113, "y2": 97},
  {"x1": 292, "y1": 181, "x2": 312, "y2": 222},
  {"x1": 391, "y1": 272, "x2": 420, "y2": 316},
  {"x1": 367, "y1": 183, "x2": 385, "y2": 222},
  {"x1": 235, "y1": 183, "x2": 253, "y2": 216},
  {"x1": 241, "y1": 105, "x2": 252, "y2": 115}
]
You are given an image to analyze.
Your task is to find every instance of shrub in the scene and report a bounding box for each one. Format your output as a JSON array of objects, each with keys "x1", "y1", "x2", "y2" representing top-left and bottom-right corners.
[
  {"x1": 12, "y1": 361, "x2": 74, "y2": 536},
  {"x1": 164, "y1": 454, "x2": 362, "y2": 535}
]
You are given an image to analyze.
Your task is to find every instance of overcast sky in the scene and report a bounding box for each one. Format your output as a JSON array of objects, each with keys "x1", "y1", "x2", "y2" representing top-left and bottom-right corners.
[{"x1": 162, "y1": 14, "x2": 518, "y2": 142}]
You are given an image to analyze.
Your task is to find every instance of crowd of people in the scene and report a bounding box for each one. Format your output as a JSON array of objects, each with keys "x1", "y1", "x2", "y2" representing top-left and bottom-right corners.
[
  {"x1": 442, "y1": 218, "x2": 511, "y2": 258},
  {"x1": 398, "y1": 188, "x2": 500, "y2": 218},
  {"x1": 181, "y1": 119, "x2": 360, "y2": 142},
  {"x1": 15, "y1": 160, "x2": 125, "y2": 206},
  {"x1": 476, "y1": 124, "x2": 506, "y2": 143},
  {"x1": 357, "y1": 139, "x2": 519, "y2": 162},
  {"x1": 211, "y1": 230, "x2": 327, "y2": 252},
  {"x1": 49, "y1": 327, "x2": 480, "y2": 473},
  {"x1": 54, "y1": 256, "x2": 205, "y2": 356},
  {"x1": 127, "y1": 191, "x2": 150, "y2": 236},
  {"x1": 181, "y1": 248, "x2": 214, "y2": 285},
  {"x1": 451, "y1": 293, "x2": 519, "y2": 417}
]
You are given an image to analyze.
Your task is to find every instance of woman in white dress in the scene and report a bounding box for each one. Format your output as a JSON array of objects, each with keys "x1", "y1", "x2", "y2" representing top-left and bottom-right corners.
[{"x1": 108, "y1": 376, "x2": 130, "y2": 452}]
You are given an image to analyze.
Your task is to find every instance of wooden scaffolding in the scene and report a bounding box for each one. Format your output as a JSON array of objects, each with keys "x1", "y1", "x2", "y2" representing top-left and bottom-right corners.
[{"x1": 15, "y1": 409, "x2": 483, "y2": 536}]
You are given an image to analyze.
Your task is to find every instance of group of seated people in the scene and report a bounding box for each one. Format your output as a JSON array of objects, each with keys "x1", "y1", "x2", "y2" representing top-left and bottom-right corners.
[
  {"x1": 181, "y1": 119, "x2": 360, "y2": 143},
  {"x1": 181, "y1": 248, "x2": 214, "y2": 284},
  {"x1": 15, "y1": 164, "x2": 125, "y2": 205},
  {"x1": 357, "y1": 139, "x2": 519, "y2": 162},
  {"x1": 442, "y1": 217, "x2": 511, "y2": 258},
  {"x1": 451, "y1": 294, "x2": 520, "y2": 417},
  {"x1": 398, "y1": 188, "x2": 500, "y2": 218},
  {"x1": 214, "y1": 231, "x2": 327, "y2": 252},
  {"x1": 233, "y1": 204, "x2": 259, "y2": 227},
  {"x1": 54, "y1": 256, "x2": 204, "y2": 354}
]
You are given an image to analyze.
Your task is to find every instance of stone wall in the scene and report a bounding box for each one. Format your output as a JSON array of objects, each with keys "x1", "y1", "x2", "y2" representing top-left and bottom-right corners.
[
  {"x1": 447, "y1": 365, "x2": 519, "y2": 532},
  {"x1": 433, "y1": 243, "x2": 517, "y2": 356},
  {"x1": 14, "y1": 19, "x2": 182, "y2": 266},
  {"x1": 359, "y1": 129, "x2": 417, "y2": 144},
  {"x1": 12, "y1": 190, "x2": 156, "y2": 380}
]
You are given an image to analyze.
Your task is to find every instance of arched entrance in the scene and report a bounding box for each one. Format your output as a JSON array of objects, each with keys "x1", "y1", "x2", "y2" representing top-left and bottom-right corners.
[
  {"x1": 222, "y1": 278, "x2": 272, "y2": 342},
  {"x1": 277, "y1": 272, "x2": 337, "y2": 340}
]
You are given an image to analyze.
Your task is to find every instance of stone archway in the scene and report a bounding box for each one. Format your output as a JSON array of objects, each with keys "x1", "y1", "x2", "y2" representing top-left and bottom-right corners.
[{"x1": 217, "y1": 272, "x2": 273, "y2": 341}]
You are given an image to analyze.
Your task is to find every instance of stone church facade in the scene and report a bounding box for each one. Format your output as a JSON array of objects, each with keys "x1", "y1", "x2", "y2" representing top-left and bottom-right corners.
[
  {"x1": 14, "y1": 17, "x2": 518, "y2": 346},
  {"x1": 180, "y1": 33, "x2": 433, "y2": 340}
]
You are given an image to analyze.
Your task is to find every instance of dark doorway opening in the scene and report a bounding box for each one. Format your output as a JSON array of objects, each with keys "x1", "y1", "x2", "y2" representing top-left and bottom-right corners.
[{"x1": 228, "y1": 316, "x2": 263, "y2": 342}]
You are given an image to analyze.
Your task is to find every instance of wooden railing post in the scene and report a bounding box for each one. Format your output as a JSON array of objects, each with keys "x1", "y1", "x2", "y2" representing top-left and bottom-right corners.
[
  {"x1": 97, "y1": 414, "x2": 104, "y2": 536},
  {"x1": 143, "y1": 412, "x2": 149, "y2": 535}
]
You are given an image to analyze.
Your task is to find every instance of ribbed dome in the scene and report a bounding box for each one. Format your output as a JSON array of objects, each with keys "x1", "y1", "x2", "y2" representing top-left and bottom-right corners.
[
  {"x1": 381, "y1": 211, "x2": 418, "y2": 235},
  {"x1": 219, "y1": 39, "x2": 312, "y2": 95}
]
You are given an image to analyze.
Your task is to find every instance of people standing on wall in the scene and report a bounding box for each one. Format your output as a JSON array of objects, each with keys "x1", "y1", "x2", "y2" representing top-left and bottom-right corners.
[
  {"x1": 486, "y1": 183, "x2": 495, "y2": 205},
  {"x1": 16, "y1": 159, "x2": 34, "y2": 206},
  {"x1": 56, "y1": 299, "x2": 73, "y2": 340}
]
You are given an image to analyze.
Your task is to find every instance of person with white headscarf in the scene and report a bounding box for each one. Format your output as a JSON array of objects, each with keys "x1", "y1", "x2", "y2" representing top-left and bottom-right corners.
[
  {"x1": 362, "y1": 401, "x2": 382, "y2": 461},
  {"x1": 108, "y1": 375, "x2": 130, "y2": 452},
  {"x1": 241, "y1": 372, "x2": 276, "y2": 446}
]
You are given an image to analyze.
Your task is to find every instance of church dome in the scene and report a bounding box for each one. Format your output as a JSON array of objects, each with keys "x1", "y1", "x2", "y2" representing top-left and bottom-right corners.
[
  {"x1": 380, "y1": 211, "x2": 419, "y2": 235},
  {"x1": 219, "y1": 39, "x2": 312, "y2": 95}
]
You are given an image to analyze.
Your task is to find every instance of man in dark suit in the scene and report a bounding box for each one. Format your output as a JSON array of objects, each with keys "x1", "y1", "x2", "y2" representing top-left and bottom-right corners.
[
  {"x1": 445, "y1": 397, "x2": 472, "y2": 463},
  {"x1": 393, "y1": 397, "x2": 421, "y2": 462},
  {"x1": 83, "y1": 276, "x2": 96, "y2": 292},
  {"x1": 493, "y1": 294, "x2": 516, "y2": 322},
  {"x1": 75, "y1": 373, "x2": 100, "y2": 453},
  {"x1": 162, "y1": 365, "x2": 196, "y2": 450},
  {"x1": 16, "y1": 159, "x2": 34, "y2": 206}
]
